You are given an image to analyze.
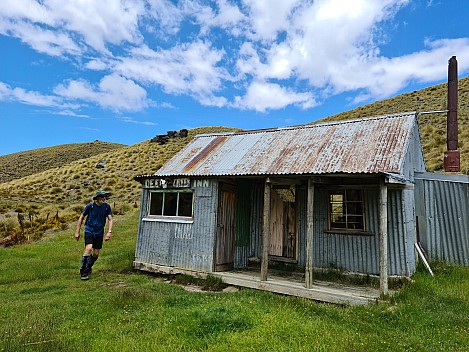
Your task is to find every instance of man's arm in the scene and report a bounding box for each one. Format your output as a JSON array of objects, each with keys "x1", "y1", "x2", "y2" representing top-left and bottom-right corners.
[
  {"x1": 75, "y1": 214, "x2": 84, "y2": 241},
  {"x1": 105, "y1": 215, "x2": 113, "y2": 241}
]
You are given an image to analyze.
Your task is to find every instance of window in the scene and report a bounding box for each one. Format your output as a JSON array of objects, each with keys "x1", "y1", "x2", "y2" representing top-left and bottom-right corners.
[
  {"x1": 149, "y1": 190, "x2": 194, "y2": 218},
  {"x1": 329, "y1": 189, "x2": 364, "y2": 231}
]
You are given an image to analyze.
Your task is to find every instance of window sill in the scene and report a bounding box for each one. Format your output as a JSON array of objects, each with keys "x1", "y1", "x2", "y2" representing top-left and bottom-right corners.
[
  {"x1": 324, "y1": 229, "x2": 375, "y2": 236},
  {"x1": 143, "y1": 216, "x2": 194, "y2": 224}
]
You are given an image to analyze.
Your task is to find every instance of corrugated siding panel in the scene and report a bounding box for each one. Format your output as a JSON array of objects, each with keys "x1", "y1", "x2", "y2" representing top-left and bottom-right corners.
[
  {"x1": 156, "y1": 113, "x2": 418, "y2": 177},
  {"x1": 234, "y1": 180, "x2": 251, "y2": 268},
  {"x1": 250, "y1": 182, "x2": 263, "y2": 259},
  {"x1": 297, "y1": 187, "x2": 307, "y2": 267},
  {"x1": 134, "y1": 180, "x2": 218, "y2": 272},
  {"x1": 297, "y1": 187, "x2": 411, "y2": 275},
  {"x1": 415, "y1": 173, "x2": 469, "y2": 265}
]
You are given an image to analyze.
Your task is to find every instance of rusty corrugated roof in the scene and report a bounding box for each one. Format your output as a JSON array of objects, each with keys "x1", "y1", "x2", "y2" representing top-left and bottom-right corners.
[{"x1": 154, "y1": 112, "x2": 418, "y2": 177}]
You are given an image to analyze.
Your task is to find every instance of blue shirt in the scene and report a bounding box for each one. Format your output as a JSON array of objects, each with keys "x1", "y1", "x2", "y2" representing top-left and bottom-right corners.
[{"x1": 83, "y1": 202, "x2": 112, "y2": 237}]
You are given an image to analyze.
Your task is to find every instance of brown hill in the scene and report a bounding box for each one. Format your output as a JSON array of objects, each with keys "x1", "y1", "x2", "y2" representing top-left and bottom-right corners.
[
  {"x1": 1, "y1": 75, "x2": 468, "y2": 245},
  {"x1": 0, "y1": 141, "x2": 127, "y2": 183},
  {"x1": 321, "y1": 75, "x2": 469, "y2": 173}
]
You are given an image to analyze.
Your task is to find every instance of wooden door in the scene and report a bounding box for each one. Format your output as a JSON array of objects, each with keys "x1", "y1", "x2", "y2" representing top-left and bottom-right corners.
[
  {"x1": 269, "y1": 188, "x2": 296, "y2": 259},
  {"x1": 214, "y1": 184, "x2": 236, "y2": 271}
]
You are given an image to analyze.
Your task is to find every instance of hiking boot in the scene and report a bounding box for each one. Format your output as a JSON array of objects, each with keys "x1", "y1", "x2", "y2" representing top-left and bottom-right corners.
[
  {"x1": 80, "y1": 255, "x2": 90, "y2": 280},
  {"x1": 80, "y1": 267, "x2": 89, "y2": 280}
]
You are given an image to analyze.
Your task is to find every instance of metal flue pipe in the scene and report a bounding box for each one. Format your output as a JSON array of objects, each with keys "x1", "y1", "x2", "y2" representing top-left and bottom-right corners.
[{"x1": 444, "y1": 56, "x2": 460, "y2": 172}]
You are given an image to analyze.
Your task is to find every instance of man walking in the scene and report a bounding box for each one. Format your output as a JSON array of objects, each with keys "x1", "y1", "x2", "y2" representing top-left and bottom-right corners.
[{"x1": 75, "y1": 190, "x2": 113, "y2": 280}]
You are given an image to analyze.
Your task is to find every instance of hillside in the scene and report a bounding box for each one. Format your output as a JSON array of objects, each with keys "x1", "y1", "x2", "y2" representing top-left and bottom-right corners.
[
  {"x1": 1, "y1": 75, "x2": 468, "y2": 245},
  {"x1": 0, "y1": 141, "x2": 127, "y2": 183},
  {"x1": 0, "y1": 127, "x2": 240, "y2": 245},
  {"x1": 322, "y1": 75, "x2": 469, "y2": 173}
]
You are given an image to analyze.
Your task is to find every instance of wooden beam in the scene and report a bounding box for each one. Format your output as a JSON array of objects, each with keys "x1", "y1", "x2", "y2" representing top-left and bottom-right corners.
[
  {"x1": 379, "y1": 178, "x2": 388, "y2": 295},
  {"x1": 261, "y1": 179, "x2": 271, "y2": 281},
  {"x1": 305, "y1": 178, "x2": 314, "y2": 288}
]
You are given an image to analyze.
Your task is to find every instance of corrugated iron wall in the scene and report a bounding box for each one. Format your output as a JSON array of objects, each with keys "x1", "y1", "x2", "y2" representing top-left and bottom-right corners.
[
  {"x1": 296, "y1": 186, "x2": 414, "y2": 276},
  {"x1": 136, "y1": 177, "x2": 420, "y2": 276},
  {"x1": 234, "y1": 180, "x2": 251, "y2": 268},
  {"x1": 249, "y1": 181, "x2": 263, "y2": 260},
  {"x1": 134, "y1": 179, "x2": 218, "y2": 272},
  {"x1": 415, "y1": 172, "x2": 469, "y2": 265}
]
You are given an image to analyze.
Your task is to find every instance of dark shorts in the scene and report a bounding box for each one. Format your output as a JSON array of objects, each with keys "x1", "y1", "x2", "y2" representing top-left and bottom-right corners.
[{"x1": 84, "y1": 232, "x2": 104, "y2": 249}]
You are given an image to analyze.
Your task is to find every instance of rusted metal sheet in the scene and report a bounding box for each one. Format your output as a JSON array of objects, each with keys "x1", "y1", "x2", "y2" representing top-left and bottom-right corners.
[{"x1": 156, "y1": 113, "x2": 419, "y2": 178}]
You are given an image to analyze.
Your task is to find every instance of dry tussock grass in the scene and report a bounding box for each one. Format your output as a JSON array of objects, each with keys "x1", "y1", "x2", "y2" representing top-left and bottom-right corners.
[
  {"x1": 0, "y1": 141, "x2": 126, "y2": 183},
  {"x1": 323, "y1": 75, "x2": 469, "y2": 173},
  {"x1": 1, "y1": 74, "x2": 468, "y2": 244},
  {"x1": 0, "y1": 127, "x2": 239, "y2": 245}
]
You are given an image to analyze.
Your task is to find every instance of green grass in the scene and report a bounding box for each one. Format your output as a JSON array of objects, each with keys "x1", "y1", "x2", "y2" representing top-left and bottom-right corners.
[{"x1": 1, "y1": 210, "x2": 468, "y2": 351}]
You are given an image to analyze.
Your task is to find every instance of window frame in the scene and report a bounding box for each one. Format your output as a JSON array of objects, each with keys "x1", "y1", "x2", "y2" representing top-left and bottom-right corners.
[
  {"x1": 147, "y1": 189, "x2": 194, "y2": 220},
  {"x1": 327, "y1": 188, "x2": 368, "y2": 234}
]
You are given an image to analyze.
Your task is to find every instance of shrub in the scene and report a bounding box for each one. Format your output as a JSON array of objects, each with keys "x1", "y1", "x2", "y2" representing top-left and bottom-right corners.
[{"x1": 51, "y1": 187, "x2": 63, "y2": 194}]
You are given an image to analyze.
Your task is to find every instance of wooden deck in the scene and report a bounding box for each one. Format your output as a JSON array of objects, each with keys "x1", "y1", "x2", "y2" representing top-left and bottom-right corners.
[
  {"x1": 134, "y1": 261, "x2": 383, "y2": 306},
  {"x1": 213, "y1": 271, "x2": 382, "y2": 306}
]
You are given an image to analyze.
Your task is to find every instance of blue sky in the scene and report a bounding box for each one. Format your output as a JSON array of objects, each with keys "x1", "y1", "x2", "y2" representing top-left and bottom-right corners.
[{"x1": 1, "y1": 0, "x2": 469, "y2": 156}]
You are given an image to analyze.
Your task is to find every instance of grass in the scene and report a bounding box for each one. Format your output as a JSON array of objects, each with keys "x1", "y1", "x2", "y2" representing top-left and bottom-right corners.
[
  {"x1": 1, "y1": 209, "x2": 468, "y2": 351},
  {"x1": 0, "y1": 141, "x2": 126, "y2": 183},
  {"x1": 0, "y1": 127, "x2": 240, "y2": 245}
]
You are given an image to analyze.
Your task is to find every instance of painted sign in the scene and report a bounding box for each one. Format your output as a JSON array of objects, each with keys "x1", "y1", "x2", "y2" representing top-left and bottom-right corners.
[{"x1": 143, "y1": 178, "x2": 190, "y2": 189}]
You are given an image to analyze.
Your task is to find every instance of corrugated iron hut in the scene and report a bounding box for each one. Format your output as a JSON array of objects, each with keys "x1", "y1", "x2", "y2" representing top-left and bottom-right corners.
[{"x1": 134, "y1": 112, "x2": 431, "y2": 304}]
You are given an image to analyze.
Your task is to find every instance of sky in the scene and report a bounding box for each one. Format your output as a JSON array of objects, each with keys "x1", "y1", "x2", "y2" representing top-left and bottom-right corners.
[{"x1": 1, "y1": 0, "x2": 469, "y2": 156}]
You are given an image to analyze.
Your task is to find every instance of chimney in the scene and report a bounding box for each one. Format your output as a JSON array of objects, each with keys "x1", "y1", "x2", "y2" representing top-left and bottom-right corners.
[{"x1": 444, "y1": 56, "x2": 460, "y2": 172}]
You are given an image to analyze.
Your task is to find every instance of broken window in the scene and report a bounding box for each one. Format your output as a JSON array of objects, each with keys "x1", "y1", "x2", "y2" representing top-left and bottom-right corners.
[
  {"x1": 149, "y1": 190, "x2": 194, "y2": 218},
  {"x1": 329, "y1": 189, "x2": 364, "y2": 231}
]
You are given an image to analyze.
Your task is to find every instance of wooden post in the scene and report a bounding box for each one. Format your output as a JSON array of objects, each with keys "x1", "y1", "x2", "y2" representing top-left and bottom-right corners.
[
  {"x1": 379, "y1": 178, "x2": 388, "y2": 295},
  {"x1": 261, "y1": 179, "x2": 271, "y2": 281},
  {"x1": 305, "y1": 178, "x2": 315, "y2": 288}
]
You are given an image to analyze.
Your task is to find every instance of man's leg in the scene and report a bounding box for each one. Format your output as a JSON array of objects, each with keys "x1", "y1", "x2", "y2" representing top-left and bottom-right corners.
[
  {"x1": 86, "y1": 248, "x2": 101, "y2": 274},
  {"x1": 80, "y1": 240, "x2": 93, "y2": 280}
]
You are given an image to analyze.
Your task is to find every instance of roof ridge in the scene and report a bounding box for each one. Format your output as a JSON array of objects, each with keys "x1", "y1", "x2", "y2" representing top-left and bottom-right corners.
[{"x1": 194, "y1": 112, "x2": 417, "y2": 138}]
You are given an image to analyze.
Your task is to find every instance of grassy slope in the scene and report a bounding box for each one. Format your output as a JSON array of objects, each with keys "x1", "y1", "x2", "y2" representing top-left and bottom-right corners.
[
  {"x1": 322, "y1": 75, "x2": 469, "y2": 173},
  {"x1": 0, "y1": 141, "x2": 127, "y2": 183},
  {"x1": 1, "y1": 76, "x2": 468, "y2": 242},
  {"x1": 0, "y1": 209, "x2": 468, "y2": 351},
  {"x1": 0, "y1": 127, "x2": 240, "y2": 243}
]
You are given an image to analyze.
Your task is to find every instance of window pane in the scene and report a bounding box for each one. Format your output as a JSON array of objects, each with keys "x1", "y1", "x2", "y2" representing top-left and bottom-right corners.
[
  {"x1": 347, "y1": 202, "x2": 363, "y2": 215},
  {"x1": 149, "y1": 193, "x2": 163, "y2": 215},
  {"x1": 163, "y1": 193, "x2": 177, "y2": 216},
  {"x1": 329, "y1": 189, "x2": 364, "y2": 231},
  {"x1": 346, "y1": 189, "x2": 362, "y2": 201},
  {"x1": 347, "y1": 216, "x2": 364, "y2": 230},
  {"x1": 178, "y1": 192, "x2": 193, "y2": 217},
  {"x1": 330, "y1": 193, "x2": 344, "y2": 202}
]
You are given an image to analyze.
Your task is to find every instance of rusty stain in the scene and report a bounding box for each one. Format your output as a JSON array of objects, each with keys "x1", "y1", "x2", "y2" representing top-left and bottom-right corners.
[{"x1": 182, "y1": 136, "x2": 227, "y2": 173}]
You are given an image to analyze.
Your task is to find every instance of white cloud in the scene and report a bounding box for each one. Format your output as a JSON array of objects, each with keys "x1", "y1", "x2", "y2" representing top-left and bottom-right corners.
[
  {"x1": 114, "y1": 41, "x2": 228, "y2": 106},
  {"x1": 0, "y1": 81, "x2": 78, "y2": 109},
  {"x1": 1, "y1": 0, "x2": 469, "y2": 115},
  {"x1": 119, "y1": 116, "x2": 157, "y2": 126},
  {"x1": 54, "y1": 74, "x2": 151, "y2": 112},
  {"x1": 0, "y1": 0, "x2": 144, "y2": 55},
  {"x1": 234, "y1": 81, "x2": 316, "y2": 112}
]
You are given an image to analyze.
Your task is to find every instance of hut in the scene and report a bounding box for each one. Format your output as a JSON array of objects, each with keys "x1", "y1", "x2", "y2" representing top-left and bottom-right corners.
[{"x1": 133, "y1": 112, "x2": 433, "y2": 304}]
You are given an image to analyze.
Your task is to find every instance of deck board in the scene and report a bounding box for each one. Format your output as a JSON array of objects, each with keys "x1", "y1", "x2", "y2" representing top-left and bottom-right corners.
[{"x1": 134, "y1": 261, "x2": 384, "y2": 306}]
